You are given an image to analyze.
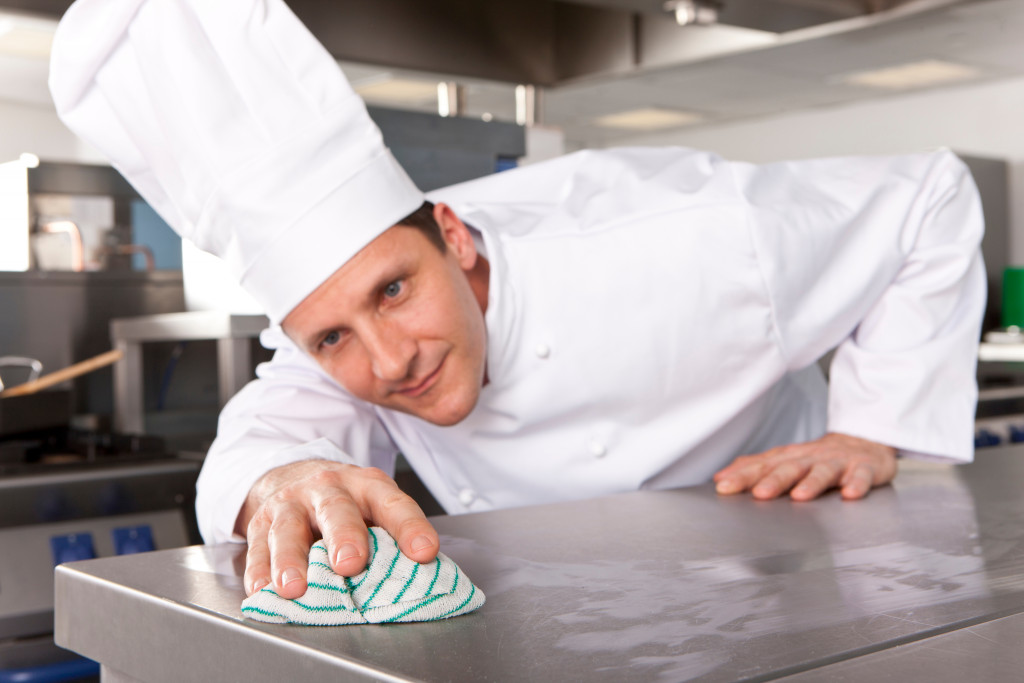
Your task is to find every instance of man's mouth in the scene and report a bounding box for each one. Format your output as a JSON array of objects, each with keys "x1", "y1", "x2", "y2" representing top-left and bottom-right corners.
[{"x1": 396, "y1": 355, "x2": 446, "y2": 398}]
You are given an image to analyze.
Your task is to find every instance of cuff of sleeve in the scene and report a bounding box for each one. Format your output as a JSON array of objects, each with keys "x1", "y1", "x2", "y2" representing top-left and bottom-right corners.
[{"x1": 826, "y1": 420, "x2": 975, "y2": 465}]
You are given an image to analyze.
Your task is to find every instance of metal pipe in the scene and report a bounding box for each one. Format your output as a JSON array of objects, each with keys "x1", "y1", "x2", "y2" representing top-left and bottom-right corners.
[
  {"x1": 0, "y1": 356, "x2": 43, "y2": 391},
  {"x1": 437, "y1": 82, "x2": 465, "y2": 118},
  {"x1": 101, "y1": 244, "x2": 156, "y2": 271},
  {"x1": 515, "y1": 84, "x2": 541, "y2": 127}
]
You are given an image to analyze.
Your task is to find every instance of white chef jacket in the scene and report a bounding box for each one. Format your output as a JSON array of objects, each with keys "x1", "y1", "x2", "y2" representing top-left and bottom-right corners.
[{"x1": 195, "y1": 146, "x2": 985, "y2": 544}]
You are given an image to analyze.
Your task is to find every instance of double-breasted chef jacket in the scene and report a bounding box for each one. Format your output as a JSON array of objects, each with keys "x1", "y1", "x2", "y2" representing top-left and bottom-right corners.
[{"x1": 196, "y1": 146, "x2": 986, "y2": 544}]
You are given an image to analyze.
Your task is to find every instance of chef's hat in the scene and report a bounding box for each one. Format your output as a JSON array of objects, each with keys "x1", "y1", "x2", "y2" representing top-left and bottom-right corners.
[{"x1": 49, "y1": 0, "x2": 424, "y2": 322}]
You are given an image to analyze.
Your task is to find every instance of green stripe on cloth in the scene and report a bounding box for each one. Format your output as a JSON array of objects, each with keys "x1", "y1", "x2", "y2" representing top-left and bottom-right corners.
[
  {"x1": 240, "y1": 529, "x2": 485, "y2": 626},
  {"x1": 425, "y1": 560, "x2": 441, "y2": 596},
  {"x1": 241, "y1": 605, "x2": 284, "y2": 619},
  {"x1": 361, "y1": 546, "x2": 400, "y2": 609},
  {"x1": 393, "y1": 563, "x2": 419, "y2": 604}
]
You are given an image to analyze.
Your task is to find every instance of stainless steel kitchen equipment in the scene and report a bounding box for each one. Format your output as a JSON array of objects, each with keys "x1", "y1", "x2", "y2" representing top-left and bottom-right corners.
[
  {"x1": 0, "y1": 392, "x2": 72, "y2": 442},
  {"x1": 53, "y1": 449, "x2": 1024, "y2": 682},
  {"x1": 0, "y1": 357, "x2": 42, "y2": 393},
  {"x1": 0, "y1": 452, "x2": 201, "y2": 681},
  {"x1": 109, "y1": 312, "x2": 268, "y2": 436},
  {"x1": 0, "y1": 160, "x2": 148, "y2": 274},
  {"x1": 0, "y1": 271, "x2": 187, "y2": 420},
  {"x1": 0, "y1": 346, "x2": 200, "y2": 682}
]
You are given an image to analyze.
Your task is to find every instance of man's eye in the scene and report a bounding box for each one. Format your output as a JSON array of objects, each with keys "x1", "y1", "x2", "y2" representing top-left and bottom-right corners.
[
  {"x1": 321, "y1": 330, "x2": 341, "y2": 347},
  {"x1": 383, "y1": 280, "x2": 403, "y2": 298}
]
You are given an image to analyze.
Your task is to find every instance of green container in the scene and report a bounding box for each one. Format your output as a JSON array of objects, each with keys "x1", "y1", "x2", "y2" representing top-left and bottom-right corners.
[{"x1": 1003, "y1": 267, "x2": 1024, "y2": 328}]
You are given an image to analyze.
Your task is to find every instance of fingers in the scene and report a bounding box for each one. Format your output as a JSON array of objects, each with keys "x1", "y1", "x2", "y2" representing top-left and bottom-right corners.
[
  {"x1": 266, "y1": 506, "x2": 315, "y2": 599},
  {"x1": 346, "y1": 467, "x2": 439, "y2": 565},
  {"x1": 243, "y1": 500, "x2": 314, "y2": 598},
  {"x1": 238, "y1": 461, "x2": 403, "y2": 601},
  {"x1": 790, "y1": 461, "x2": 844, "y2": 502},
  {"x1": 242, "y1": 524, "x2": 272, "y2": 597},
  {"x1": 712, "y1": 433, "x2": 898, "y2": 503},
  {"x1": 839, "y1": 463, "x2": 875, "y2": 500},
  {"x1": 750, "y1": 458, "x2": 812, "y2": 500},
  {"x1": 243, "y1": 461, "x2": 441, "y2": 604},
  {"x1": 714, "y1": 454, "x2": 769, "y2": 495},
  {"x1": 308, "y1": 469, "x2": 373, "y2": 576}
]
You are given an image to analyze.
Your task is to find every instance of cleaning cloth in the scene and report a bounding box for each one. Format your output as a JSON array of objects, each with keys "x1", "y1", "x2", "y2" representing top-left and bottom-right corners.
[{"x1": 241, "y1": 527, "x2": 485, "y2": 625}]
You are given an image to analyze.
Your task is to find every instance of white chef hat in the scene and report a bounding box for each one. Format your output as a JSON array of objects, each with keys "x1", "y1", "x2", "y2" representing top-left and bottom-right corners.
[{"x1": 49, "y1": 0, "x2": 424, "y2": 322}]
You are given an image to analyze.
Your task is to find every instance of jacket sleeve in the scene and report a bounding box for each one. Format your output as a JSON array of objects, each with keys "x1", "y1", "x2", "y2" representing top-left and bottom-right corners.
[
  {"x1": 194, "y1": 325, "x2": 396, "y2": 544},
  {"x1": 739, "y1": 149, "x2": 985, "y2": 462}
]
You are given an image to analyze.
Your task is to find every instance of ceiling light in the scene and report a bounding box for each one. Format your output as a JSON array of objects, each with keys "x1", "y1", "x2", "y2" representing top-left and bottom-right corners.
[
  {"x1": 841, "y1": 59, "x2": 981, "y2": 90},
  {"x1": 353, "y1": 77, "x2": 440, "y2": 105},
  {"x1": 593, "y1": 108, "x2": 703, "y2": 130},
  {"x1": 0, "y1": 14, "x2": 56, "y2": 59},
  {"x1": 664, "y1": 0, "x2": 720, "y2": 27}
]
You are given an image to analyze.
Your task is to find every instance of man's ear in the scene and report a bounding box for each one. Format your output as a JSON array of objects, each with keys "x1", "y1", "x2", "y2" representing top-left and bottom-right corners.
[{"x1": 433, "y1": 202, "x2": 477, "y2": 270}]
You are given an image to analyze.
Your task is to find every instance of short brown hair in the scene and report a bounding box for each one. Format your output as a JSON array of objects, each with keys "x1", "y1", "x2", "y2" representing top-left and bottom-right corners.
[{"x1": 396, "y1": 201, "x2": 446, "y2": 252}]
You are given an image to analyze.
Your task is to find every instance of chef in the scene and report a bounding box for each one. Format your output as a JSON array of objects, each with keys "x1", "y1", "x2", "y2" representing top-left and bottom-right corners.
[{"x1": 50, "y1": 0, "x2": 985, "y2": 601}]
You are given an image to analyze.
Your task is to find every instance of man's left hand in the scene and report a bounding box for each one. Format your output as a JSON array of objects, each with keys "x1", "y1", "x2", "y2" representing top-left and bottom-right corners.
[{"x1": 712, "y1": 433, "x2": 897, "y2": 501}]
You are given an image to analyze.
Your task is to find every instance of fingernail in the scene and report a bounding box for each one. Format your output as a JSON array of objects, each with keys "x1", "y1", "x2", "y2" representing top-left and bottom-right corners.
[
  {"x1": 281, "y1": 568, "x2": 302, "y2": 586},
  {"x1": 411, "y1": 535, "x2": 433, "y2": 553},
  {"x1": 716, "y1": 480, "x2": 738, "y2": 494},
  {"x1": 252, "y1": 577, "x2": 270, "y2": 593},
  {"x1": 335, "y1": 543, "x2": 360, "y2": 565}
]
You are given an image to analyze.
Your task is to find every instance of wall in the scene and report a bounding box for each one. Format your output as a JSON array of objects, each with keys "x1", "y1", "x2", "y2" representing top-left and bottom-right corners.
[
  {"x1": 0, "y1": 99, "x2": 103, "y2": 165},
  {"x1": 612, "y1": 73, "x2": 1024, "y2": 264},
  {"x1": 7, "y1": 68, "x2": 1024, "y2": 261}
]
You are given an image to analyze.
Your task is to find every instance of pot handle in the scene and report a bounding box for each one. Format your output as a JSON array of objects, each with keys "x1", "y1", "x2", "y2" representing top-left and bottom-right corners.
[{"x1": 0, "y1": 356, "x2": 43, "y2": 391}]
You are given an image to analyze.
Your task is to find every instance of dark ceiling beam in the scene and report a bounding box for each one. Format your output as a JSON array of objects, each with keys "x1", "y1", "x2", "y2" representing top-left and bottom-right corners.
[
  {"x1": 0, "y1": 0, "x2": 70, "y2": 16},
  {"x1": 0, "y1": 0, "x2": 638, "y2": 86},
  {"x1": 0, "y1": 0, "x2": 951, "y2": 86},
  {"x1": 287, "y1": 0, "x2": 636, "y2": 86}
]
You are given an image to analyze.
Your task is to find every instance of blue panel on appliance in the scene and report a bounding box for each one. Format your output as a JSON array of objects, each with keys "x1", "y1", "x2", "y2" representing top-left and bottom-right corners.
[
  {"x1": 975, "y1": 428, "x2": 1002, "y2": 448},
  {"x1": 50, "y1": 533, "x2": 96, "y2": 565},
  {"x1": 113, "y1": 525, "x2": 155, "y2": 555},
  {"x1": 495, "y1": 156, "x2": 518, "y2": 173}
]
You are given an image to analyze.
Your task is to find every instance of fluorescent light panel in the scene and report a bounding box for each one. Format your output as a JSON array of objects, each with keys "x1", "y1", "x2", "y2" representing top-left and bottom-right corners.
[
  {"x1": 593, "y1": 107, "x2": 703, "y2": 130},
  {"x1": 0, "y1": 13, "x2": 56, "y2": 59},
  {"x1": 354, "y1": 78, "x2": 440, "y2": 105},
  {"x1": 841, "y1": 59, "x2": 981, "y2": 90}
]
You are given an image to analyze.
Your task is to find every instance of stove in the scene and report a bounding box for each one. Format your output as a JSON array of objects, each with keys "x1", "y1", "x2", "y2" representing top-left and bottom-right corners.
[{"x1": 0, "y1": 421, "x2": 201, "y2": 681}]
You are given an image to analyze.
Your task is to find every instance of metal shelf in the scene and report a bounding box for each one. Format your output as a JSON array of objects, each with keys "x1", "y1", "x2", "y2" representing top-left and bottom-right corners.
[{"x1": 110, "y1": 311, "x2": 269, "y2": 435}]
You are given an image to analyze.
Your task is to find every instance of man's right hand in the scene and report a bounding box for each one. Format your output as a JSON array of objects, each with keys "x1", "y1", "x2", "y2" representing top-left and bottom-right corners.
[{"x1": 238, "y1": 459, "x2": 439, "y2": 599}]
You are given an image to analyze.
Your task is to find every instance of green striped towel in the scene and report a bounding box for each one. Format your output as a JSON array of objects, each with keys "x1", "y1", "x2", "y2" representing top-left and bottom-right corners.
[{"x1": 241, "y1": 527, "x2": 485, "y2": 625}]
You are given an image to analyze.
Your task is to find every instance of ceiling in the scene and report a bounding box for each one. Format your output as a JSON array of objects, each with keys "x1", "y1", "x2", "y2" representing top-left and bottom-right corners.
[
  {"x1": 546, "y1": 0, "x2": 1024, "y2": 146},
  {"x1": 0, "y1": 0, "x2": 1021, "y2": 149}
]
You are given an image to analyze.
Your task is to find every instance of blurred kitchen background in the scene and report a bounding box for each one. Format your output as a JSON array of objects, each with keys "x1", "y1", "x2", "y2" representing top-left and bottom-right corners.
[{"x1": 2, "y1": 0, "x2": 1024, "y2": 677}]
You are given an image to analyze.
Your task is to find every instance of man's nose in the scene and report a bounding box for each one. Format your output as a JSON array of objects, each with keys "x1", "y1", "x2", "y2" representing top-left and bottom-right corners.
[{"x1": 364, "y1": 323, "x2": 416, "y2": 382}]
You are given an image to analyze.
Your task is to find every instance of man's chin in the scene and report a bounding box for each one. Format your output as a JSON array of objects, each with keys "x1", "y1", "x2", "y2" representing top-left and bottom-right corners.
[
  {"x1": 420, "y1": 400, "x2": 477, "y2": 427},
  {"x1": 397, "y1": 392, "x2": 479, "y2": 427}
]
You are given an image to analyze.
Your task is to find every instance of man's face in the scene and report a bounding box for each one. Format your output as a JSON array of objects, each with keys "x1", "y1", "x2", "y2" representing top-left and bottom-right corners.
[{"x1": 282, "y1": 205, "x2": 489, "y2": 426}]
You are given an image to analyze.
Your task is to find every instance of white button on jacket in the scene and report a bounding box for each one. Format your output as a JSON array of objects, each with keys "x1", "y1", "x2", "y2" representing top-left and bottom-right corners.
[{"x1": 196, "y1": 147, "x2": 986, "y2": 544}]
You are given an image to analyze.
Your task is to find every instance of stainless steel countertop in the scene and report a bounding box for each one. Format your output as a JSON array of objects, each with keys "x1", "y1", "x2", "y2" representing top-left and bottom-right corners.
[{"x1": 55, "y1": 449, "x2": 1024, "y2": 682}]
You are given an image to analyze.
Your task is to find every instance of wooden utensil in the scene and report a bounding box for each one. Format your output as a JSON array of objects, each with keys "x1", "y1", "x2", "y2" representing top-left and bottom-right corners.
[{"x1": 0, "y1": 349, "x2": 124, "y2": 398}]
